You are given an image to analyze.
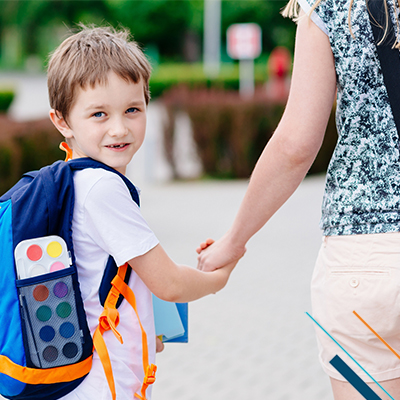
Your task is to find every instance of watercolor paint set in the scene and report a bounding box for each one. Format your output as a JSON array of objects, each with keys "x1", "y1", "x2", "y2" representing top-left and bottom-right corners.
[
  {"x1": 15, "y1": 236, "x2": 71, "y2": 280},
  {"x1": 15, "y1": 236, "x2": 84, "y2": 368}
]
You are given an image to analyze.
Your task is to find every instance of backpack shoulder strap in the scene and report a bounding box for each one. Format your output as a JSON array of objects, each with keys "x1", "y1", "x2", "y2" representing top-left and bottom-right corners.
[
  {"x1": 0, "y1": 160, "x2": 76, "y2": 259},
  {"x1": 67, "y1": 157, "x2": 139, "y2": 307},
  {"x1": 92, "y1": 263, "x2": 156, "y2": 400},
  {"x1": 67, "y1": 157, "x2": 156, "y2": 399},
  {"x1": 67, "y1": 157, "x2": 140, "y2": 206},
  {"x1": 368, "y1": 0, "x2": 400, "y2": 134}
]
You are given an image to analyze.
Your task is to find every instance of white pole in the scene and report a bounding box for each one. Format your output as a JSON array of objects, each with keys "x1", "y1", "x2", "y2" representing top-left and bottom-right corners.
[
  {"x1": 203, "y1": 0, "x2": 221, "y2": 78},
  {"x1": 239, "y1": 59, "x2": 255, "y2": 98}
]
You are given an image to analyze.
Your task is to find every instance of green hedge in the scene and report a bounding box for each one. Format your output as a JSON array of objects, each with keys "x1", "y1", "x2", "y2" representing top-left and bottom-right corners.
[
  {"x1": 150, "y1": 63, "x2": 267, "y2": 99},
  {"x1": 0, "y1": 86, "x2": 338, "y2": 193},
  {"x1": 0, "y1": 116, "x2": 63, "y2": 194},
  {"x1": 161, "y1": 86, "x2": 337, "y2": 179},
  {"x1": 0, "y1": 89, "x2": 15, "y2": 112}
]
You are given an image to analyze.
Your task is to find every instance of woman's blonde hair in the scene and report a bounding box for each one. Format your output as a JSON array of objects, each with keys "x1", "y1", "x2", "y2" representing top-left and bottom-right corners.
[{"x1": 282, "y1": 0, "x2": 400, "y2": 49}]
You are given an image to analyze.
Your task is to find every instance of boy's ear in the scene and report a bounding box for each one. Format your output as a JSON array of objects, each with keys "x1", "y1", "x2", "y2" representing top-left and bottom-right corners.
[{"x1": 49, "y1": 109, "x2": 73, "y2": 139}]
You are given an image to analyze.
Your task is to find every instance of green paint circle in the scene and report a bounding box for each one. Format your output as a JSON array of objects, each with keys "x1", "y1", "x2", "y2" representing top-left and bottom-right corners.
[
  {"x1": 56, "y1": 302, "x2": 71, "y2": 318},
  {"x1": 36, "y1": 306, "x2": 52, "y2": 322}
]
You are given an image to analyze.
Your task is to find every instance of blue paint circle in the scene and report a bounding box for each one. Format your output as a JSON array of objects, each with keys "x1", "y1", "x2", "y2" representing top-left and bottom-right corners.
[
  {"x1": 39, "y1": 325, "x2": 55, "y2": 342},
  {"x1": 59, "y1": 322, "x2": 75, "y2": 338}
]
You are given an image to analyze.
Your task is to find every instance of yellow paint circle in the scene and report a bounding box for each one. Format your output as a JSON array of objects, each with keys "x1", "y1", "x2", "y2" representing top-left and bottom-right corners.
[{"x1": 47, "y1": 241, "x2": 62, "y2": 258}]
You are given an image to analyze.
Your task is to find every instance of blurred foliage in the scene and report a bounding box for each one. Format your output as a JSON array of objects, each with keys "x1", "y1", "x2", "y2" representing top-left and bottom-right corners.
[
  {"x1": 161, "y1": 86, "x2": 338, "y2": 179},
  {"x1": 149, "y1": 62, "x2": 269, "y2": 98},
  {"x1": 0, "y1": 116, "x2": 62, "y2": 194},
  {"x1": 0, "y1": 0, "x2": 295, "y2": 69},
  {"x1": 0, "y1": 89, "x2": 15, "y2": 112}
]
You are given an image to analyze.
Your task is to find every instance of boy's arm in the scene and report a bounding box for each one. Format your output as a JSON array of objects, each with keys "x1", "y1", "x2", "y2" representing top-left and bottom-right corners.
[{"x1": 128, "y1": 244, "x2": 235, "y2": 303}]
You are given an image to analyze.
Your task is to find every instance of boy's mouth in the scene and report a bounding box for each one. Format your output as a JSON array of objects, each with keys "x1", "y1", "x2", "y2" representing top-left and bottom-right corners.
[{"x1": 106, "y1": 143, "x2": 129, "y2": 149}]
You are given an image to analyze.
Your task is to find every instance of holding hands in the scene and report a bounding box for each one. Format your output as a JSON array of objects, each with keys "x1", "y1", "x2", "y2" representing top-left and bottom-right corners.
[{"x1": 196, "y1": 232, "x2": 246, "y2": 272}]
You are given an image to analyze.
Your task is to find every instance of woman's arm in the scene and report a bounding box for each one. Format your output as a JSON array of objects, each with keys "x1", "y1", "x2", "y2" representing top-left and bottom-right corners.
[
  {"x1": 197, "y1": 12, "x2": 337, "y2": 271},
  {"x1": 128, "y1": 244, "x2": 235, "y2": 302}
]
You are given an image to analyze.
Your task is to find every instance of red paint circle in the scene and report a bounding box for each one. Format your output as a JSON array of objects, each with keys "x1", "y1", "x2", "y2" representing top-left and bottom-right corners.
[{"x1": 26, "y1": 245, "x2": 42, "y2": 261}]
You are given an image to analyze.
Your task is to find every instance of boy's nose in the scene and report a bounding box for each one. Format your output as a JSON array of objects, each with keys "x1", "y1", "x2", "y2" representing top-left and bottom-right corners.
[{"x1": 109, "y1": 118, "x2": 128, "y2": 137}]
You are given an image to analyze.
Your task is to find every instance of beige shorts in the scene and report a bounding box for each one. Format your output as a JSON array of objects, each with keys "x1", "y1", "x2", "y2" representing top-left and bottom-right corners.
[{"x1": 311, "y1": 232, "x2": 400, "y2": 382}]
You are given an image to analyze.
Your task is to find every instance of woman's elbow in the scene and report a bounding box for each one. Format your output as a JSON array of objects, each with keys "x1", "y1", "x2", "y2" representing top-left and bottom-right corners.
[{"x1": 272, "y1": 128, "x2": 324, "y2": 169}]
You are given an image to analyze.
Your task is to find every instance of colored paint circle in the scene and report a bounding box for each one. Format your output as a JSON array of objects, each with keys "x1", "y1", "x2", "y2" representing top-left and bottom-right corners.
[
  {"x1": 29, "y1": 264, "x2": 47, "y2": 278},
  {"x1": 47, "y1": 241, "x2": 62, "y2": 258},
  {"x1": 33, "y1": 285, "x2": 49, "y2": 302},
  {"x1": 63, "y1": 342, "x2": 78, "y2": 359},
  {"x1": 56, "y1": 302, "x2": 71, "y2": 318},
  {"x1": 39, "y1": 326, "x2": 55, "y2": 342},
  {"x1": 60, "y1": 322, "x2": 75, "y2": 338},
  {"x1": 36, "y1": 306, "x2": 52, "y2": 322},
  {"x1": 43, "y1": 346, "x2": 58, "y2": 362},
  {"x1": 50, "y1": 261, "x2": 65, "y2": 273},
  {"x1": 26, "y1": 245, "x2": 42, "y2": 261},
  {"x1": 53, "y1": 282, "x2": 68, "y2": 298}
]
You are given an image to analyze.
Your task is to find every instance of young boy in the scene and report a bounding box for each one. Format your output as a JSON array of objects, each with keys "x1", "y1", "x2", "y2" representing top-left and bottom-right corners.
[{"x1": 47, "y1": 25, "x2": 234, "y2": 400}]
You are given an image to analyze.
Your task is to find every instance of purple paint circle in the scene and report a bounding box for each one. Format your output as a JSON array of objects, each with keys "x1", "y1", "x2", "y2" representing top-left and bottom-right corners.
[{"x1": 53, "y1": 282, "x2": 68, "y2": 298}]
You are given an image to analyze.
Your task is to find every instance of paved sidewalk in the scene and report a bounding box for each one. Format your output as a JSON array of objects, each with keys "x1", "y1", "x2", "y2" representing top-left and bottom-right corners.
[{"x1": 138, "y1": 175, "x2": 333, "y2": 400}]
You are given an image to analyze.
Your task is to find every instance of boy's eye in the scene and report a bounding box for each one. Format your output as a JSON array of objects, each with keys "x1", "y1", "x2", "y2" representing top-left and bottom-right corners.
[
  {"x1": 126, "y1": 107, "x2": 138, "y2": 114},
  {"x1": 93, "y1": 111, "x2": 105, "y2": 118}
]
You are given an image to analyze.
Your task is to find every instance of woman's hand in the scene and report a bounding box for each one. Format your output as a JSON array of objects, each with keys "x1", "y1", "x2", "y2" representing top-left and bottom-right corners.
[{"x1": 197, "y1": 233, "x2": 246, "y2": 272}]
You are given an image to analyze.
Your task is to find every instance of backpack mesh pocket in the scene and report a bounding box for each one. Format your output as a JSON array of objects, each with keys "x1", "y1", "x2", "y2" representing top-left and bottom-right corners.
[{"x1": 18, "y1": 272, "x2": 84, "y2": 368}]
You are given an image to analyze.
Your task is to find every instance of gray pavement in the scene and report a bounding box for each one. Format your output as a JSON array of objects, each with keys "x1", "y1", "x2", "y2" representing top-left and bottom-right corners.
[{"x1": 139, "y1": 175, "x2": 334, "y2": 400}]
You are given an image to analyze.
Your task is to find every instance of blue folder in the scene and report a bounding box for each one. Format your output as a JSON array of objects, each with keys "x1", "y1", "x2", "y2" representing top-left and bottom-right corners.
[{"x1": 152, "y1": 295, "x2": 188, "y2": 343}]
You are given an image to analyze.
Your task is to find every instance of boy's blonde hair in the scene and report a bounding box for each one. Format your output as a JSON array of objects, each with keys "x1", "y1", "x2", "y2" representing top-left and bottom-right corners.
[
  {"x1": 47, "y1": 24, "x2": 151, "y2": 124},
  {"x1": 282, "y1": 0, "x2": 400, "y2": 49}
]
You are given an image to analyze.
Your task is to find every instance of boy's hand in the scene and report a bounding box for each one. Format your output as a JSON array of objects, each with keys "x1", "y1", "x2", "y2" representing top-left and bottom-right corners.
[
  {"x1": 156, "y1": 336, "x2": 164, "y2": 353},
  {"x1": 196, "y1": 238, "x2": 215, "y2": 254},
  {"x1": 197, "y1": 233, "x2": 246, "y2": 272}
]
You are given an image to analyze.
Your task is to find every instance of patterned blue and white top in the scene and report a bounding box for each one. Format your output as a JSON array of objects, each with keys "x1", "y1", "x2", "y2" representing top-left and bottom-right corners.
[{"x1": 298, "y1": 0, "x2": 400, "y2": 235}]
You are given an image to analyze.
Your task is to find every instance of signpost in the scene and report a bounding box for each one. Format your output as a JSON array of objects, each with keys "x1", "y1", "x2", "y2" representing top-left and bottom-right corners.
[
  {"x1": 227, "y1": 23, "x2": 262, "y2": 98},
  {"x1": 203, "y1": 0, "x2": 221, "y2": 78}
]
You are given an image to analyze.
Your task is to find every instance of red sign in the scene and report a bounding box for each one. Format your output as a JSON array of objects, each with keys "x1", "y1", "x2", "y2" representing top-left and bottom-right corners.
[{"x1": 227, "y1": 23, "x2": 262, "y2": 60}]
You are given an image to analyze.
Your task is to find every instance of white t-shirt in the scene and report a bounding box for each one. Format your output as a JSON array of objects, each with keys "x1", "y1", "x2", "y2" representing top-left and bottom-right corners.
[{"x1": 60, "y1": 168, "x2": 159, "y2": 400}]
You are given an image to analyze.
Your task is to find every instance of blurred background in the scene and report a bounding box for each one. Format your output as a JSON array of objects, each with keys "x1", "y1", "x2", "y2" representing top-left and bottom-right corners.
[
  {"x1": 0, "y1": 1, "x2": 338, "y2": 399},
  {"x1": 0, "y1": 0, "x2": 337, "y2": 191}
]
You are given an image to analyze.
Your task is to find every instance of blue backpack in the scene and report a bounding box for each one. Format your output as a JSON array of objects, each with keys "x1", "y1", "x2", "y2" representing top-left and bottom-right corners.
[{"x1": 0, "y1": 157, "x2": 156, "y2": 400}]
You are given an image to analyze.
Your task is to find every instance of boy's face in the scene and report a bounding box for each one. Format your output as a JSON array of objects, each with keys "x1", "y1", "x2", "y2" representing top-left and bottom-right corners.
[{"x1": 50, "y1": 72, "x2": 147, "y2": 175}]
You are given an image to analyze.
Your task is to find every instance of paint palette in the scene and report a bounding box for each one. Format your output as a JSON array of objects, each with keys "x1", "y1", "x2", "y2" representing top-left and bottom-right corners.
[
  {"x1": 15, "y1": 236, "x2": 83, "y2": 368},
  {"x1": 15, "y1": 236, "x2": 71, "y2": 280}
]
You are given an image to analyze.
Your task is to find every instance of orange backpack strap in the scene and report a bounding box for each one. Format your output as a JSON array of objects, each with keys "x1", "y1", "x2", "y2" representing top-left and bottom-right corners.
[
  {"x1": 59, "y1": 142, "x2": 73, "y2": 162},
  {"x1": 93, "y1": 263, "x2": 156, "y2": 400},
  {"x1": 0, "y1": 354, "x2": 92, "y2": 384}
]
